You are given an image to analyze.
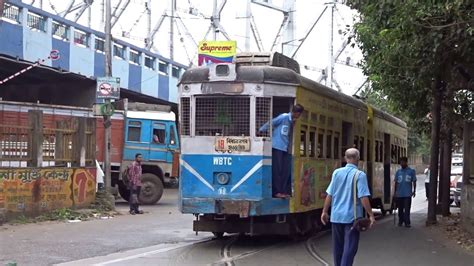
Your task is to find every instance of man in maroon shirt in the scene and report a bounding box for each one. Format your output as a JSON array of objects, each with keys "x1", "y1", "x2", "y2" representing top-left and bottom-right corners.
[{"x1": 128, "y1": 153, "x2": 143, "y2": 215}]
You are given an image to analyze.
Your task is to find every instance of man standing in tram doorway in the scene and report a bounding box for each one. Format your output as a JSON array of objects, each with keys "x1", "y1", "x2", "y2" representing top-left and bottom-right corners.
[
  {"x1": 395, "y1": 156, "x2": 417, "y2": 227},
  {"x1": 259, "y1": 104, "x2": 304, "y2": 198},
  {"x1": 321, "y1": 148, "x2": 375, "y2": 266}
]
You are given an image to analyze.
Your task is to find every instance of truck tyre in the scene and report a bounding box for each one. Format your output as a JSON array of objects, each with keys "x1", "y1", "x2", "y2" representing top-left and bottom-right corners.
[
  {"x1": 118, "y1": 182, "x2": 130, "y2": 201},
  {"x1": 139, "y1": 173, "x2": 164, "y2": 205}
]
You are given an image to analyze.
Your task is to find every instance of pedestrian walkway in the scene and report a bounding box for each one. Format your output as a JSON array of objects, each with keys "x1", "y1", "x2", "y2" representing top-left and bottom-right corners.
[{"x1": 313, "y1": 208, "x2": 474, "y2": 266}]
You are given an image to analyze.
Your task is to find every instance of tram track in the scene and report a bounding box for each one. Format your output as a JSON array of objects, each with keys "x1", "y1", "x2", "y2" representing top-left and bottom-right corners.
[
  {"x1": 211, "y1": 234, "x2": 287, "y2": 266},
  {"x1": 305, "y1": 230, "x2": 331, "y2": 266}
]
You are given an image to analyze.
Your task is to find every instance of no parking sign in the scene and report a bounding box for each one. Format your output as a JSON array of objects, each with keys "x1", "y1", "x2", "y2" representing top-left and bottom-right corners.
[{"x1": 96, "y1": 77, "x2": 120, "y2": 100}]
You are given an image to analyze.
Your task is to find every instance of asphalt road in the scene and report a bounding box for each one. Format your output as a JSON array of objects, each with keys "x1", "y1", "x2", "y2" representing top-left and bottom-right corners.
[
  {"x1": 1, "y1": 177, "x2": 473, "y2": 266},
  {"x1": 0, "y1": 189, "x2": 209, "y2": 266}
]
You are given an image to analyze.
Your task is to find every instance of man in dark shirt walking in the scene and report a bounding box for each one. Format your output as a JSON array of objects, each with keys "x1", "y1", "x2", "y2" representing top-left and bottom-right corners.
[
  {"x1": 128, "y1": 153, "x2": 144, "y2": 215},
  {"x1": 395, "y1": 156, "x2": 416, "y2": 227}
]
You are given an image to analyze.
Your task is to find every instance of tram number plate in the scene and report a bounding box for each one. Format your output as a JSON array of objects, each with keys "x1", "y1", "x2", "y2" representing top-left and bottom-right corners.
[{"x1": 215, "y1": 137, "x2": 251, "y2": 152}]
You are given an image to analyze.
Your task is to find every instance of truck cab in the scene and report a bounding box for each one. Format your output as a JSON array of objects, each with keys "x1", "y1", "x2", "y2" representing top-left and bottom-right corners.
[{"x1": 117, "y1": 110, "x2": 180, "y2": 204}]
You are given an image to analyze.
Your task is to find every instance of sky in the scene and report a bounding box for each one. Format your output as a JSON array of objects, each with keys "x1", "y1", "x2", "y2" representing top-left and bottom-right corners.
[{"x1": 30, "y1": 0, "x2": 366, "y2": 95}]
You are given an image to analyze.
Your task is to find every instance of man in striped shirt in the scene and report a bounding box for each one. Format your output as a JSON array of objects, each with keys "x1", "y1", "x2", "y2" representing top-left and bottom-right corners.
[{"x1": 128, "y1": 153, "x2": 144, "y2": 215}]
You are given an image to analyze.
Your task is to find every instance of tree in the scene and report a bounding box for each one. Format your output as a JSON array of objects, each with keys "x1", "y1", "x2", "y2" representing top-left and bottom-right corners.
[{"x1": 346, "y1": 0, "x2": 474, "y2": 224}]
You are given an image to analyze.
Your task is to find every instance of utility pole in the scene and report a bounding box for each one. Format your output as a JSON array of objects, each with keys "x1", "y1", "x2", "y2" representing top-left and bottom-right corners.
[
  {"x1": 213, "y1": 0, "x2": 218, "y2": 40},
  {"x1": 245, "y1": 0, "x2": 251, "y2": 51},
  {"x1": 146, "y1": 0, "x2": 151, "y2": 46},
  {"x1": 104, "y1": 0, "x2": 112, "y2": 193},
  {"x1": 101, "y1": 0, "x2": 105, "y2": 29},
  {"x1": 170, "y1": 0, "x2": 176, "y2": 60},
  {"x1": 282, "y1": 0, "x2": 295, "y2": 55},
  {"x1": 327, "y1": 3, "x2": 335, "y2": 90}
]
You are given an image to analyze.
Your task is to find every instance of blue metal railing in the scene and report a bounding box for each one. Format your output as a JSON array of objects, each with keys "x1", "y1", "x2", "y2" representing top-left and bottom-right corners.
[
  {"x1": 2, "y1": 3, "x2": 20, "y2": 23},
  {"x1": 27, "y1": 12, "x2": 46, "y2": 32},
  {"x1": 52, "y1": 21, "x2": 69, "y2": 40}
]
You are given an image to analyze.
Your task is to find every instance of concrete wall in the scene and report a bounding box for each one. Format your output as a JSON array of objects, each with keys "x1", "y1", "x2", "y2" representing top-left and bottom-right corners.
[
  {"x1": 140, "y1": 68, "x2": 159, "y2": 98},
  {"x1": 168, "y1": 77, "x2": 179, "y2": 103},
  {"x1": 461, "y1": 184, "x2": 474, "y2": 235},
  {"x1": 0, "y1": 167, "x2": 96, "y2": 219},
  {"x1": 22, "y1": 26, "x2": 52, "y2": 66},
  {"x1": 461, "y1": 121, "x2": 474, "y2": 234},
  {"x1": 70, "y1": 43, "x2": 94, "y2": 77}
]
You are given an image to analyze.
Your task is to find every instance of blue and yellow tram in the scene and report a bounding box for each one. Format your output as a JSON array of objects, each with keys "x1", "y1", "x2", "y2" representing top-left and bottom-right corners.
[{"x1": 178, "y1": 53, "x2": 407, "y2": 237}]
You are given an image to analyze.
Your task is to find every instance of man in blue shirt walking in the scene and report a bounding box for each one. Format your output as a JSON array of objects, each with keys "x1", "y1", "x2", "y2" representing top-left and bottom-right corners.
[
  {"x1": 259, "y1": 104, "x2": 304, "y2": 198},
  {"x1": 321, "y1": 148, "x2": 375, "y2": 266},
  {"x1": 395, "y1": 156, "x2": 417, "y2": 227}
]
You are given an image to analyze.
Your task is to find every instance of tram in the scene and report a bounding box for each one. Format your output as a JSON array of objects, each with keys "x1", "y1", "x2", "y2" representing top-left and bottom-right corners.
[{"x1": 178, "y1": 53, "x2": 407, "y2": 237}]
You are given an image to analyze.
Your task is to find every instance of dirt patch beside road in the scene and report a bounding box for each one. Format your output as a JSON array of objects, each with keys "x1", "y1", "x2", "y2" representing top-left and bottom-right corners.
[{"x1": 435, "y1": 213, "x2": 474, "y2": 253}]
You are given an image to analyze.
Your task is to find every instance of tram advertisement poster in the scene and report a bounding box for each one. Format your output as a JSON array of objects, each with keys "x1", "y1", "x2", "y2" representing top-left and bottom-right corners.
[
  {"x1": 215, "y1": 137, "x2": 250, "y2": 152},
  {"x1": 198, "y1": 41, "x2": 237, "y2": 66}
]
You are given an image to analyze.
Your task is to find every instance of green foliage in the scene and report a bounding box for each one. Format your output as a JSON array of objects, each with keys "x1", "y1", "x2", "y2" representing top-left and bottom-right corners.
[{"x1": 347, "y1": 0, "x2": 474, "y2": 127}]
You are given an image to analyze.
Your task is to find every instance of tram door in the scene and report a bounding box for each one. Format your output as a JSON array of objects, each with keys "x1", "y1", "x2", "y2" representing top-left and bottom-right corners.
[
  {"x1": 384, "y1": 133, "x2": 391, "y2": 203},
  {"x1": 272, "y1": 96, "x2": 295, "y2": 151},
  {"x1": 341, "y1": 121, "x2": 353, "y2": 167}
]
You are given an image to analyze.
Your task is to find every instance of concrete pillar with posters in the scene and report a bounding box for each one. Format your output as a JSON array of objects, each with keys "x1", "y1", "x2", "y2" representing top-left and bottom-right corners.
[
  {"x1": 54, "y1": 121, "x2": 66, "y2": 167},
  {"x1": 73, "y1": 117, "x2": 87, "y2": 167},
  {"x1": 28, "y1": 110, "x2": 43, "y2": 167}
]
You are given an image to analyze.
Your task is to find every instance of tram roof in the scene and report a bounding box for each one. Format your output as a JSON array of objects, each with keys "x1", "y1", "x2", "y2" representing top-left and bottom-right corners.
[{"x1": 180, "y1": 65, "x2": 406, "y2": 129}]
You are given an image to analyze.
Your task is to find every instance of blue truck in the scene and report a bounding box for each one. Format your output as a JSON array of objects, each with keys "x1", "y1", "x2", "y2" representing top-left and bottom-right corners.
[{"x1": 97, "y1": 102, "x2": 180, "y2": 204}]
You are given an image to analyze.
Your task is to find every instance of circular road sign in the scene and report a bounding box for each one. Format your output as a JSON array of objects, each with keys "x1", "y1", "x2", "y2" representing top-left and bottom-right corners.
[
  {"x1": 99, "y1": 82, "x2": 113, "y2": 96},
  {"x1": 50, "y1": 50, "x2": 60, "y2": 61}
]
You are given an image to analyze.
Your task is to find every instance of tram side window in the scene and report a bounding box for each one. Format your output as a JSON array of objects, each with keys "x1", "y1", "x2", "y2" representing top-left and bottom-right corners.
[
  {"x1": 397, "y1": 146, "x2": 401, "y2": 162},
  {"x1": 326, "y1": 131, "x2": 333, "y2": 159},
  {"x1": 309, "y1": 128, "x2": 316, "y2": 157},
  {"x1": 127, "y1": 121, "x2": 141, "y2": 142},
  {"x1": 300, "y1": 126, "x2": 307, "y2": 157},
  {"x1": 379, "y1": 142, "x2": 384, "y2": 163},
  {"x1": 318, "y1": 131, "x2": 324, "y2": 158},
  {"x1": 377, "y1": 141, "x2": 383, "y2": 162},
  {"x1": 375, "y1": 141, "x2": 379, "y2": 162},
  {"x1": 367, "y1": 140, "x2": 371, "y2": 162},
  {"x1": 354, "y1": 136, "x2": 359, "y2": 150},
  {"x1": 391, "y1": 145, "x2": 397, "y2": 163},
  {"x1": 359, "y1": 137, "x2": 365, "y2": 161},
  {"x1": 334, "y1": 132, "x2": 340, "y2": 159}
]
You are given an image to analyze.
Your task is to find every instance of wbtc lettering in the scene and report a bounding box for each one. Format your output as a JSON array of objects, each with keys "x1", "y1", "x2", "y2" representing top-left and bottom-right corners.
[{"x1": 213, "y1": 157, "x2": 232, "y2": 166}]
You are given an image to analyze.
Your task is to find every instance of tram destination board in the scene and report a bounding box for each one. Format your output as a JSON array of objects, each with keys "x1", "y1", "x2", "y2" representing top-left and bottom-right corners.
[{"x1": 215, "y1": 137, "x2": 251, "y2": 152}]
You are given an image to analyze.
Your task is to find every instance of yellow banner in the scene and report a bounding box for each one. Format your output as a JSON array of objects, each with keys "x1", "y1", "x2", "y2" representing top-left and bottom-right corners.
[{"x1": 198, "y1": 40, "x2": 237, "y2": 66}]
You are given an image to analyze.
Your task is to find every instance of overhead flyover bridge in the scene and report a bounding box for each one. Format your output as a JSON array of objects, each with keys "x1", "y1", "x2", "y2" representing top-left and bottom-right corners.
[{"x1": 0, "y1": 0, "x2": 186, "y2": 104}]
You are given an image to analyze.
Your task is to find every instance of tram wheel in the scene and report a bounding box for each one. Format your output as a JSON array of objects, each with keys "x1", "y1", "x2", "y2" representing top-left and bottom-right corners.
[{"x1": 212, "y1": 232, "x2": 224, "y2": 239}]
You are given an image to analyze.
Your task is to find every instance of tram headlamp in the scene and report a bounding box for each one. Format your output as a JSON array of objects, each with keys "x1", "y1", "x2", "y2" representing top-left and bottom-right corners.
[
  {"x1": 216, "y1": 65, "x2": 230, "y2": 76},
  {"x1": 216, "y1": 172, "x2": 230, "y2": 185}
]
